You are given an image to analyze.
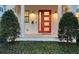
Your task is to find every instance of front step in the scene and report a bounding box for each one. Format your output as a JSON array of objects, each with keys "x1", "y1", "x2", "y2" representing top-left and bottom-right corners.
[
  {"x1": 15, "y1": 37, "x2": 60, "y2": 42},
  {"x1": 16, "y1": 34, "x2": 76, "y2": 43},
  {"x1": 22, "y1": 33, "x2": 58, "y2": 38}
]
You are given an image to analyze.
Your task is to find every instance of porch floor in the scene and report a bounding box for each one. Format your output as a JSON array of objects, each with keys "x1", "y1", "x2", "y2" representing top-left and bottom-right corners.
[{"x1": 23, "y1": 33, "x2": 58, "y2": 38}]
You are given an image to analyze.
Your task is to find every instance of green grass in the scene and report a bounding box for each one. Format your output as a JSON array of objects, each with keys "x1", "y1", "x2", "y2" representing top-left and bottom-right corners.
[{"x1": 0, "y1": 41, "x2": 79, "y2": 54}]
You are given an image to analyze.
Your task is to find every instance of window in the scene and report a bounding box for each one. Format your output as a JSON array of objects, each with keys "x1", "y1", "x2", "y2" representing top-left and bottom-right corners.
[
  {"x1": 75, "y1": 12, "x2": 79, "y2": 23},
  {"x1": 0, "y1": 7, "x2": 3, "y2": 12},
  {"x1": 24, "y1": 10, "x2": 29, "y2": 23}
]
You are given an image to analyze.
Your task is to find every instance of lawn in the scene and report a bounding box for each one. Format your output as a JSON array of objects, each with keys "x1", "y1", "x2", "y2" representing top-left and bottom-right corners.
[{"x1": 0, "y1": 41, "x2": 79, "y2": 54}]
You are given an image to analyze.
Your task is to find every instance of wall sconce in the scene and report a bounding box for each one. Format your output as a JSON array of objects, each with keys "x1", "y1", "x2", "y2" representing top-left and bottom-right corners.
[
  {"x1": 76, "y1": 12, "x2": 79, "y2": 17},
  {"x1": 29, "y1": 11, "x2": 37, "y2": 24},
  {"x1": 32, "y1": 11, "x2": 34, "y2": 13}
]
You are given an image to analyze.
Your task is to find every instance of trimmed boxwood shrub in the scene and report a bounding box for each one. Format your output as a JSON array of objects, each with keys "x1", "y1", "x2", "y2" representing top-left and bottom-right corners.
[
  {"x1": 0, "y1": 10, "x2": 20, "y2": 43},
  {"x1": 58, "y1": 12, "x2": 78, "y2": 42}
]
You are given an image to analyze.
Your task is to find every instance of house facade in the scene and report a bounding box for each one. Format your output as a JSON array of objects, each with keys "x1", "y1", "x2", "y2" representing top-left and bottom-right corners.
[{"x1": 0, "y1": 5, "x2": 79, "y2": 41}]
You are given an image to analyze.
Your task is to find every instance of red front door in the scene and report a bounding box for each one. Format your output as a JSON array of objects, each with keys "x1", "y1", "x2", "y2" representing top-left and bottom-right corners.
[{"x1": 38, "y1": 10, "x2": 51, "y2": 33}]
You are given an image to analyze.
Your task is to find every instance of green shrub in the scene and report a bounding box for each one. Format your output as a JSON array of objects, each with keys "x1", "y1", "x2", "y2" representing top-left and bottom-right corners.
[
  {"x1": 0, "y1": 10, "x2": 20, "y2": 43},
  {"x1": 76, "y1": 28, "x2": 79, "y2": 43},
  {"x1": 58, "y1": 12, "x2": 78, "y2": 42}
]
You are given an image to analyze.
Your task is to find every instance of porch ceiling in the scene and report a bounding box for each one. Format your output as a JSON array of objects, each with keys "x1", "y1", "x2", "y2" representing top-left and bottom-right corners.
[{"x1": 25, "y1": 5, "x2": 58, "y2": 13}]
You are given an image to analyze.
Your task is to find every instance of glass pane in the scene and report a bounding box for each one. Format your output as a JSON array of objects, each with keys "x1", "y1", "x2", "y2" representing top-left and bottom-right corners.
[
  {"x1": 44, "y1": 12, "x2": 49, "y2": 15},
  {"x1": 44, "y1": 27, "x2": 49, "y2": 31},
  {"x1": 24, "y1": 11, "x2": 29, "y2": 16},
  {"x1": 44, "y1": 22, "x2": 49, "y2": 26},
  {"x1": 39, "y1": 12, "x2": 41, "y2": 31},
  {"x1": 24, "y1": 17, "x2": 29, "y2": 23},
  {"x1": 44, "y1": 17, "x2": 49, "y2": 21}
]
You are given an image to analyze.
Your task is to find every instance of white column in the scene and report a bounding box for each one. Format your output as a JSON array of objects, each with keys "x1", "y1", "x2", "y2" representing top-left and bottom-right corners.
[
  {"x1": 57, "y1": 5, "x2": 62, "y2": 35},
  {"x1": 20, "y1": 5, "x2": 25, "y2": 37},
  {"x1": 58, "y1": 5, "x2": 62, "y2": 23}
]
